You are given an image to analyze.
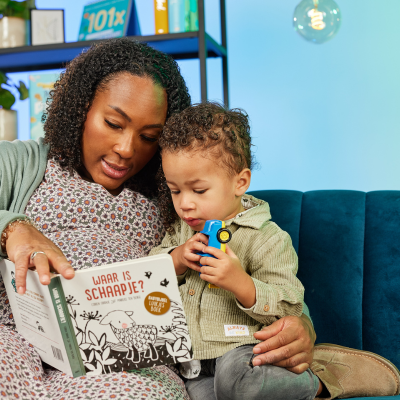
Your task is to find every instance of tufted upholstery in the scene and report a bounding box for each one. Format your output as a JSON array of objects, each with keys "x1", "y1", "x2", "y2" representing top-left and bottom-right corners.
[{"x1": 248, "y1": 190, "x2": 400, "y2": 400}]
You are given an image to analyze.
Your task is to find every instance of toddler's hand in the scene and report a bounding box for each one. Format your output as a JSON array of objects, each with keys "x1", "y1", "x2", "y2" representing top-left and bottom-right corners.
[
  {"x1": 170, "y1": 233, "x2": 209, "y2": 275},
  {"x1": 198, "y1": 245, "x2": 256, "y2": 308}
]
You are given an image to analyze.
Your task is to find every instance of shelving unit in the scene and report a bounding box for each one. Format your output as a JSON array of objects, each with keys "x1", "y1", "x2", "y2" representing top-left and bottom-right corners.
[{"x1": 0, "y1": 0, "x2": 229, "y2": 106}]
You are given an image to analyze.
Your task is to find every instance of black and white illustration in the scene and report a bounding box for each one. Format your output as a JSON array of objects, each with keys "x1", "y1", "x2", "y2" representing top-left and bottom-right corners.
[
  {"x1": 67, "y1": 297, "x2": 191, "y2": 374},
  {"x1": 61, "y1": 254, "x2": 193, "y2": 375}
]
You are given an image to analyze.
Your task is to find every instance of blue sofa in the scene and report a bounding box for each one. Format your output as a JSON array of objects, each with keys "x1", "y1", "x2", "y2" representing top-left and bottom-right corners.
[{"x1": 248, "y1": 190, "x2": 400, "y2": 400}]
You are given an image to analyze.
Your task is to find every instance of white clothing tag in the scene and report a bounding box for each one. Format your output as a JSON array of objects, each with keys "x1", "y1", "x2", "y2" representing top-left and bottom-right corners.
[{"x1": 224, "y1": 325, "x2": 250, "y2": 336}]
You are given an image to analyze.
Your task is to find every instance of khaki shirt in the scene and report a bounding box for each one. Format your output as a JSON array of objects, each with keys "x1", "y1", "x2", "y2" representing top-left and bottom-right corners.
[{"x1": 149, "y1": 194, "x2": 304, "y2": 360}]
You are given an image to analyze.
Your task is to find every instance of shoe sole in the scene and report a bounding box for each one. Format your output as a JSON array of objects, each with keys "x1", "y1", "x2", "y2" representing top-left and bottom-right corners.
[{"x1": 315, "y1": 343, "x2": 400, "y2": 395}]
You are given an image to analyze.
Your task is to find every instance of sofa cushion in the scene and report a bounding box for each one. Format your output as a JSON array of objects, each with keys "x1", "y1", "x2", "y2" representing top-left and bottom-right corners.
[
  {"x1": 248, "y1": 189, "x2": 400, "y2": 374},
  {"x1": 297, "y1": 190, "x2": 366, "y2": 349},
  {"x1": 363, "y1": 191, "x2": 400, "y2": 368},
  {"x1": 247, "y1": 190, "x2": 303, "y2": 253}
]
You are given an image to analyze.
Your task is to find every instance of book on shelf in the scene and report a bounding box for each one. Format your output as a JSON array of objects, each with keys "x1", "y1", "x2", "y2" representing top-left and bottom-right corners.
[
  {"x1": 78, "y1": 0, "x2": 135, "y2": 41},
  {"x1": 189, "y1": 0, "x2": 198, "y2": 31},
  {"x1": 184, "y1": 0, "x2": 190, "y2": 31},
  {"x1": 154, "y1": 0, "x2": 169, "y2": 34},
  {"x1": 165, "y1": 0, "x2": 198, "y2": 34},
  {"x1": 0, "y1": 254, "x2": 193, "y2": 377},
  {"x1": 168, "y1": 0, "x2": 185, "y2": 33},
  {"x1": 29, "y1": 73, "x2": 60, "y2": 141}
]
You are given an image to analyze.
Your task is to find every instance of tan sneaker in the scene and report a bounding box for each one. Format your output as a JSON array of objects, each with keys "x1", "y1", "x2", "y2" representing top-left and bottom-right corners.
[{"x1": 311, "y1": 343, "x2": 400, "y2": 399}]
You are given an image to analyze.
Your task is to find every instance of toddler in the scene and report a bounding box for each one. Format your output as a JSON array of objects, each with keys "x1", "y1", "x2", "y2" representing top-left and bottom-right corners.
[{"x1": 149, "y1": 102, "x2": 319, "y2": 400}]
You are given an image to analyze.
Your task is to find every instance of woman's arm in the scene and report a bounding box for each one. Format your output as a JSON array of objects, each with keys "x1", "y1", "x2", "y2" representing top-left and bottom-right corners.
[
  {"x1": 0, "y1": 139, "x2": 75, "y2": 292},
  {"x1": 0, "y1": 138, "x2": 49, "y2": 259},
  {"x1": 252, "y1": 313, "x2": 316, "y2": 373}
]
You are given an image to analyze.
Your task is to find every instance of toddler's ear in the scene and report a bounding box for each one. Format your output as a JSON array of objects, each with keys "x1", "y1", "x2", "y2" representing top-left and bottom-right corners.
[{"x1": 235, "y1": 168, "x2": 251, "y2": 196}]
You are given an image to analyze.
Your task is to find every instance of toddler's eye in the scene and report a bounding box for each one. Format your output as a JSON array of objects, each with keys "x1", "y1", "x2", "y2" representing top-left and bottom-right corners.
[
  {"x1": 170, "y1": 190, "x2": 180, "y2": 195},
  {"x1": 194, "y1": 190, "x2": 207, "y2": 194}
]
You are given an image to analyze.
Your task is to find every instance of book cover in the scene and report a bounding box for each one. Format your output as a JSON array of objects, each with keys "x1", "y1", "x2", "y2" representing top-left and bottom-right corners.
[
  {"x1": 168, "y1": 0, "x2": 185, "y2": 33},
  {"x1": 0, "y1": 260, "x2": 77, "y2": 376},
  {"x1": 154, "y1": 0, "x2": 168, "y2": 34},
  {"x1": 0, "y1": 254, "x2": 192, "y2": 376},
  {"x1": 29, "y1": 73, "x2": 60, "y2": 141},
  {"x1": 78, "y1": 0, "x2": 133, "y2": 41},
  {"x1": 184, "y1": 0, "x2": 190, "y2": 32}
]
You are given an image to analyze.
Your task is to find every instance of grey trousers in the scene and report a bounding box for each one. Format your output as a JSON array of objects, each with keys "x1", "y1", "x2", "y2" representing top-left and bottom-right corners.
[{"x1": 185, "y1": 345, "x2": 319, "y2": 400}]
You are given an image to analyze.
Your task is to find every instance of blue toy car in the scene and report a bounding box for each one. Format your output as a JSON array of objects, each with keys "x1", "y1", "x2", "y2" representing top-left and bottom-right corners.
[{"x1": 197, "y1": 220, "x2": 232, "y2": 288}]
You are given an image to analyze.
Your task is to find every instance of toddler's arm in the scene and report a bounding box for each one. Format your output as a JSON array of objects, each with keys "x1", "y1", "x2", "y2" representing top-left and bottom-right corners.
[{"x1": 236, "y1": 230, "x2": 304, "y2": 325}]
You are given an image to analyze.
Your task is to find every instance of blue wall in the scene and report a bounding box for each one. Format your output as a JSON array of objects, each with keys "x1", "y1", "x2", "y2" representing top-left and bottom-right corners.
[{"x1": 9, "y1": 0, "x2": 400, "y2": 191}]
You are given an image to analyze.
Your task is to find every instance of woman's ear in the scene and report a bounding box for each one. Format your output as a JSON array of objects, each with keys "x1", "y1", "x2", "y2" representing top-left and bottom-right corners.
[{"x1": 235, "y1": 168, "x2": 251, "y2": 196}]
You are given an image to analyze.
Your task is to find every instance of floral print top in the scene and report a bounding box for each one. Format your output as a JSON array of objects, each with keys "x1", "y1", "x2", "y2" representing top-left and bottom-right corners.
[
  {"x1": 25, "y1": 159, "x2": 165, "y2": 269},
  {"x1": 0, "y1": 159, "x2": 165, "y2": 326}
]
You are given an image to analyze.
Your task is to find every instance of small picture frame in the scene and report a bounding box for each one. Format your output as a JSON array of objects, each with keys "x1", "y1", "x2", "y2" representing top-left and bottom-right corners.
[{"x1": 30, "y1": 9, "x2": 65, "y2": 46}]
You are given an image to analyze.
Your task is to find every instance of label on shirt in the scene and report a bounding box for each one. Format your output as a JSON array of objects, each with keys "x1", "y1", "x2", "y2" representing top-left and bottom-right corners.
[{"x1": 224, "y1": 325, "x2": 249, "y2": 336}]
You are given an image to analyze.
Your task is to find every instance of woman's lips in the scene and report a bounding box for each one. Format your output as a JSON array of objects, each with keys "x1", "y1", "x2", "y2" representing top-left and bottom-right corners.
[
  {"x1": 184, "y1": 218, "x2": 201, "y2": 227},
  {"x1": 101, "y1": 159, "x2": 130, "y2": 179}
]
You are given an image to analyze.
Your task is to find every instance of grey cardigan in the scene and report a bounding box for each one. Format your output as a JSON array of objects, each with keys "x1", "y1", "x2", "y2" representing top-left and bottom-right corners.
[{"x1": 0, "y1": 139, "x2": 49, "y2": 258}]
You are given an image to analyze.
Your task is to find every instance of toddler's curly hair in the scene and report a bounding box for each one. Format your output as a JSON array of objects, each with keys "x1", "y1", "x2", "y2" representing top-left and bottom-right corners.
[{"x1": 157, "y1": 102, "x2": 254, "y2": 231}]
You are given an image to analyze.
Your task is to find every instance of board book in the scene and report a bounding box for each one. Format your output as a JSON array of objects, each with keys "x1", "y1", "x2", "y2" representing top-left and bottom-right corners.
[{"x1": 0, "y1": 254, "x2": 192, "y2": 377}]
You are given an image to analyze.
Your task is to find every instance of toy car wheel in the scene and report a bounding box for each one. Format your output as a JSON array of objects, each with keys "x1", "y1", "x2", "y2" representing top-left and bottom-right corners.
[{"x1": 217, "y1": 228, "x2": 232, "y2": 244}]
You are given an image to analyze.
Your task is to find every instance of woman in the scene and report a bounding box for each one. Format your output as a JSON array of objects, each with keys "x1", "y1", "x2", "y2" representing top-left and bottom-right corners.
[{"x1": 0, "y1": 38, "x2": 397, "y2": 399}]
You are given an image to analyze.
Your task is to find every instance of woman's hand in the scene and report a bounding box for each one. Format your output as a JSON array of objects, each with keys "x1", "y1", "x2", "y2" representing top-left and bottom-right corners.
[
  {"x1": 170, "y1": 233, "x2": 209, "y2": 275},
  {"x1": 5, "y1": 223, "x2": 75, "y2": 294},
  {"x1": 252, "y1": 314, "x2": 316, "y2": 374}
]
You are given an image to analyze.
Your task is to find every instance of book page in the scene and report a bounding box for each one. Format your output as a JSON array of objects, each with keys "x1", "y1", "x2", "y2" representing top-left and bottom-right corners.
[
  {"x1": 60, "y1": 254, "x2": 192, "y2": 375},
  {"x1": 0, "y1": 260, "x2": 73, "y2": 375}
]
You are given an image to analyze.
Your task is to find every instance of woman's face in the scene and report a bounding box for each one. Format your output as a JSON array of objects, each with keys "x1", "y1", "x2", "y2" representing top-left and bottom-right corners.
[{"x1": 81, "y1": 73, "x2": 168, "y2": 195}]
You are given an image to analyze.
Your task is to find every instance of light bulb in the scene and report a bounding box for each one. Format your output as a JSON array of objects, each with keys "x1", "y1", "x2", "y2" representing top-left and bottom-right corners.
[{"x1": 293, "y1": 0, "x2": 341, "y2": 44}]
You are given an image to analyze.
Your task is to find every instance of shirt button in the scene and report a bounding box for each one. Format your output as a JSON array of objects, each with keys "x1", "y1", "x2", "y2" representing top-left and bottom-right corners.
[
  {"x1": 264, "y1": 305, "x2": 270, "y2": 312},
  {"x1": 189, "y1": 289, "x2": 195, "y2": 296}
]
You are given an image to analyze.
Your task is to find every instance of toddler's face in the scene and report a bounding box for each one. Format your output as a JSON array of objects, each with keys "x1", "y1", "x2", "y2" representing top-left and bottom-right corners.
[{"x1": 162, "y1": 150, "x2": 246, "y2": 231}]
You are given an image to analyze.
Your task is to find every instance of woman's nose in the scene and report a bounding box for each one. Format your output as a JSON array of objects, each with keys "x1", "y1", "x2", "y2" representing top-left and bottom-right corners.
[{"x1": 114, "y1": 133, "x2": 135, "y2": 159}]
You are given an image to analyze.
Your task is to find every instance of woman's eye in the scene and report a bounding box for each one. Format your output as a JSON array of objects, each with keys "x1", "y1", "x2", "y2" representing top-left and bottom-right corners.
[
  {"x1": 141, "y1": 135, "x2": 158, "y2": 143},
  {"x1": 105, "y1": 120, "x2": 121, "y2": 129},
  {"x1": 194, "y1": 190, "x2": 207, "y2": 194},
  {"x1": 170, "y1": 190, "x2": 180, "y2": 195}
]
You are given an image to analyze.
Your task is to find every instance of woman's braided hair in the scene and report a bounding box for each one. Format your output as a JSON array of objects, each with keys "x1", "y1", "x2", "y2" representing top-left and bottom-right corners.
[
  {"x1": 157, "y1": 102, "x2": 254, "y2": 232},
  {"x1": 43, "y1": 37, "x2": 191, "y2": 198}
]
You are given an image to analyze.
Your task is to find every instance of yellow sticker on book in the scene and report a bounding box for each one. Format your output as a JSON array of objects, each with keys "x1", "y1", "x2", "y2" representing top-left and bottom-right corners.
[{"x1": 144, "y1": 292, "x2": 171, "y2": 315}]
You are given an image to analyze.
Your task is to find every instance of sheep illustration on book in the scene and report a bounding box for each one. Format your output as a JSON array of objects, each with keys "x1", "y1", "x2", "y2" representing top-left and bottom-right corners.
[
  {"x1": 36, "y1": 321, "x2": 45, "y2": 332},
  {"x1": 100, "y1": 310, "x2": 158, "y2": 363}
]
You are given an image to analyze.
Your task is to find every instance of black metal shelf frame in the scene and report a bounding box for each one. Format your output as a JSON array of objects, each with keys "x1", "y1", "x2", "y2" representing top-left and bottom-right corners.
[{"x1": 0, "y1": 0, "x2": 229, "y2": 106}]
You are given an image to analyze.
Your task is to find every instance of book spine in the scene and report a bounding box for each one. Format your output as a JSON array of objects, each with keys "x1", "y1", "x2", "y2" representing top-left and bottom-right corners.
[
  {"x1": 49, "y1": 277, "x2": 86, "y2": 377},
  {"x1": 168, "y1": 0, "x2": 185, "y2": 33},
  {"x1": 154, "y1": 0, "x2": 169, "y2": 34},
  {"x1": 184, "y1": 0, "x2": 190, "y2": 31},
  {"x1": 189, "y1": 0, "x2": 198, "y2": 31}
]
